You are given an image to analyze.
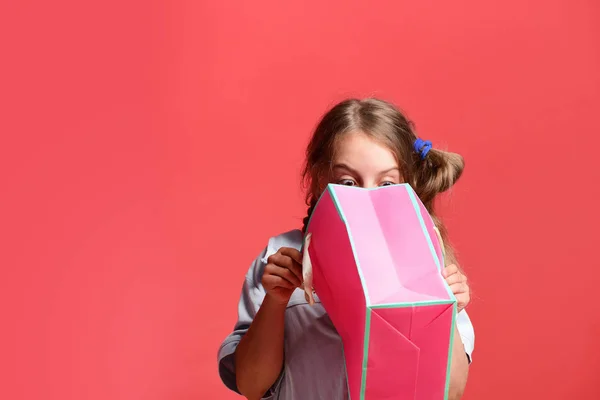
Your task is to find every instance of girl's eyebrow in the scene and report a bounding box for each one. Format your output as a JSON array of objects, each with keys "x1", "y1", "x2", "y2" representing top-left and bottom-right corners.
[
  {"x1": 332, "y1": 163, "x2": 358, "y2": 174},
  {"x1": 332, "y1": 163, "x2": 399, "y2": 176},
  {"x1": 378, "y1": 167, "x2": 400, "y2": 175}
]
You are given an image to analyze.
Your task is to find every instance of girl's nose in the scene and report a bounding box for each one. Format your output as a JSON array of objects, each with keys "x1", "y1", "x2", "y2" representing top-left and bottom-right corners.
[{"x1": 361, "y1": 181, "x2": 378, "y2": 189}]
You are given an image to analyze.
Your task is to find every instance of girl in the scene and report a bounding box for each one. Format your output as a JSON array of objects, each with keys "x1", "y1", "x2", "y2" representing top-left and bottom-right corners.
[{"x1": 218, "y1": 98, "x2": 474, "y2": 400}]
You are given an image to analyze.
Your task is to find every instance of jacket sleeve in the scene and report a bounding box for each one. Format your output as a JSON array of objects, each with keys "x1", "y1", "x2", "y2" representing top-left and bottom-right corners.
[{"x1": 217, "y1": 246, "x2": 270, "y2": 393}]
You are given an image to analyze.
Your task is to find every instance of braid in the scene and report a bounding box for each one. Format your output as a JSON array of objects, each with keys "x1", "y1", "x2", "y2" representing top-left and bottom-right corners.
[{"x1": 302, "y1": 197, "x2": 318, "y2": 233}]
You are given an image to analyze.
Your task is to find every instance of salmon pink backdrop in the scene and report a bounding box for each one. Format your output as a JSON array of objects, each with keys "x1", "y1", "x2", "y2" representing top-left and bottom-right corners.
[{"x1": 2, "y1": 1, "x2": 599, "y2": 399}]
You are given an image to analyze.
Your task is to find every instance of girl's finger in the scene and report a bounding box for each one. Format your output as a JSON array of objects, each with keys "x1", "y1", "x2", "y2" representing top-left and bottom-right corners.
[
  {"x1": 449, "y1": 282, "x2": 468, "y2": 294},
  {"x1": 287, "y1": 260, "x2": 303, "y2": 284},
  {"x1": 279, "y1": 247, "x2": 303, "y2": 265},
  {"x1": 262, "y1": 273, "x2": 296, "y2": 290},
  {"x1": 268, "y1": 252, "x2": 304, "y2": 283},
  {"x1": 444, "y1": 273, "x2": 463, "y2": 286},
  {"x1": 280, "y1": 248, "x2": 304, "y2": 284},
  {"x1": 442, "y1": 264, "x2": 459, "y2": 277},
  {"x1": 266, "y1": 263, "x2": 302, "y2": 288}
]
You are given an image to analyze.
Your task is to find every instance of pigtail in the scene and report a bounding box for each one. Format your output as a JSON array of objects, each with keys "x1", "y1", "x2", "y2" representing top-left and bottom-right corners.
[{"x1": 412, "y1": 148, "x2": 464, "y2": 207}]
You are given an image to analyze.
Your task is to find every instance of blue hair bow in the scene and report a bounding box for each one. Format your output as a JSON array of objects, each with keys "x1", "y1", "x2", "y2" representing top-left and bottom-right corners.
[{"x1": 414, "y1": 138, "x2": 432, "y2": 160}]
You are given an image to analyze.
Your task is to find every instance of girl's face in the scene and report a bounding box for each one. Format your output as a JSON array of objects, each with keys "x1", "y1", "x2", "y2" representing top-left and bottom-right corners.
[{"x1": 331, "y1": 132, "x2": 403, "y2": 188}]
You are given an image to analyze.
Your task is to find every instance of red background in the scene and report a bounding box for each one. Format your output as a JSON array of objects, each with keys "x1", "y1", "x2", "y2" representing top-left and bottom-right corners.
[{"x1": 2, "y1": 1, "x2": 599, "y2": 399}]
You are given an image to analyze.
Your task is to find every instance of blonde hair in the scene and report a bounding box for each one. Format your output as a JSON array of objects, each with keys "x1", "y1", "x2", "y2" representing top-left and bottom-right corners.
[{"x1": 301, "y1": 98, "x2": 464, "y2": 266}]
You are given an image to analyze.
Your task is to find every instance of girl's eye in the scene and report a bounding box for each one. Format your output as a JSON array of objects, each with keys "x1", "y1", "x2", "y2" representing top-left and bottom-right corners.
[
  {"x1": 339, "y1": 179, "x2": 357, "y2": 186},
  {"x1": 380, "y1": 181, "x2": 395, "y2": 187}
]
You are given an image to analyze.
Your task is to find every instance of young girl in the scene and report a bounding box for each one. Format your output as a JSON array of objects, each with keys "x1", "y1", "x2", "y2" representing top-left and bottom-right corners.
[{"x1": 218, "y1": 98, "x2": 474, "y2": 400}]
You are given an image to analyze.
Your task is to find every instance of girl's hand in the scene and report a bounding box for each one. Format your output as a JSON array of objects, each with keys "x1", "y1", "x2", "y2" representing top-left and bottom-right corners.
[
  {"x1": 443, "y1": 264, "x2": 470, "y2": 313},
  {"x1": 262, "y1": 247, "x2": 303, "y2": 305}
]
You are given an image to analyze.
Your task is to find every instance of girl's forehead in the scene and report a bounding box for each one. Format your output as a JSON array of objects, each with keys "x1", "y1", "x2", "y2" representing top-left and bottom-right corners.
[{"x1": 333, "y1": 132, "x2": 398, "y2": 168}]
